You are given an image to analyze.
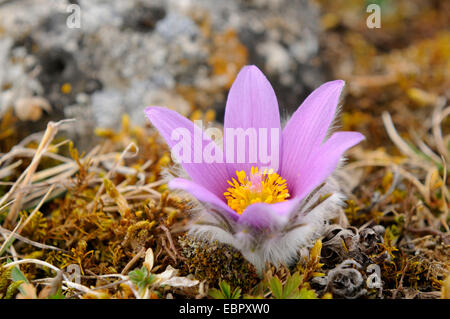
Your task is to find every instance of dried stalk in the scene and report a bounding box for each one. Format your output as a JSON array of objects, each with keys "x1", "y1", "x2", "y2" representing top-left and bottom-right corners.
[
  {"x1": 2, "y1": 119, "x2": 74, "y2": 228},
  {"x1": 17, "y1": 184, "x2": 56, "y2": 233},
  {"x1": 431, "y1": 98, "x2": 449, "y2": 162},
  {"x1": 0, "y1": 225, "x2": 67, "y2": 252},
  {"x1": 121, "y1": 247, "x2": 146, "y2": 275}
]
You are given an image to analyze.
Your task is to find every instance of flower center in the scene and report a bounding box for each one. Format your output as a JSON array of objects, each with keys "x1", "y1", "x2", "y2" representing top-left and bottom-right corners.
[{"x1": 224, "y1": 166, "x2": 290, "y2": 214}]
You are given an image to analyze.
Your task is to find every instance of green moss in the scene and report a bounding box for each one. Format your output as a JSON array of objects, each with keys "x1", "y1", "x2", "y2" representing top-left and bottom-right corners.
[{"x1": 178, "y1": 235, "x2": 259, "y2": 292}]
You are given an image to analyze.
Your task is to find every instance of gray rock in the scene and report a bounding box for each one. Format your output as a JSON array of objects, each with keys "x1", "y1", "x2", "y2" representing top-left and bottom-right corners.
[{"x1": 0, "y1": 0, "x2": 323, "y2": 147}]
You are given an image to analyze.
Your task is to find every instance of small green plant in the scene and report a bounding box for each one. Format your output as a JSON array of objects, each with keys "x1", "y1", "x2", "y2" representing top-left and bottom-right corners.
[
  {"x1": 47, "y1": 288, "x2": 65, "y2": 299},
  {"x1": 129, "y1": 266, "x2": 156, "y2": 292},
  {"x1": 209, "y1": 280, "x2": 241, "y2": 299},
  {"x1": 268, "y1": 272, "x2": 317, "y2": 299},
  {"x1": 0, "y1": 260, "x2": 31, "y2": 299},
  {"x1": 296, "y1": 287, "x2": 318, "y2": 299},
  {"x1": 4, "y1": 280, "x2": 23, "y2": 299}
]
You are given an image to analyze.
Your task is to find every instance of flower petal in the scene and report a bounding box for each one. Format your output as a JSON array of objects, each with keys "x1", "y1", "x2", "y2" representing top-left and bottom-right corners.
[
  {"x1": 292, "y1": 131, "x2": 365, "y2": 199},
  {"x1": 223, "y1": 65, "x2": 281, "y2": 175},
  {"x1": 168, "y1": 178, "x2": 239, "y2": 221},
  {"x1": 146, "y1": 106, "x2": 230, "y2": 198},
  {"x1": 280, "y1": 80, "x2": 345, "y2": 190},
  {"x1": 238, "y1": 198, "x2": 301, "y2": 230}
]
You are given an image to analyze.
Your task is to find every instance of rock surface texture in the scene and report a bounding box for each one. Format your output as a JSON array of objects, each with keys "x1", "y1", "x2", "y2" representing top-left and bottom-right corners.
[{"x1": 0, "y1": 0, "x2": 323, "y2": 146}]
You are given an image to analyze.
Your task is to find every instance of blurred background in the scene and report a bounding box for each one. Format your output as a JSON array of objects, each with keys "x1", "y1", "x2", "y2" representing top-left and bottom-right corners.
[{"x1": 0, "y1": 0, "x2": 448, "y2": 150}]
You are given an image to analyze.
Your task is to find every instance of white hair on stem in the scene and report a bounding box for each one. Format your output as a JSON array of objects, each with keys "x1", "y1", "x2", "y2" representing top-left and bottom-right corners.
[{"x1": 170, "y1": 169, "x2": 346, "y2": 274}]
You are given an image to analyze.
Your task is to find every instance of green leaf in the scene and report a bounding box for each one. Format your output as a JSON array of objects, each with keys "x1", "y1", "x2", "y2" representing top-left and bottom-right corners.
[
  {"x1": 269, "y1": 276, "x2": 283, "y2": 299},
  {"x1": 7, "y1": 258, "x2": 29, "y2": 295},
  {"x1": 294, "y1": 287, "x2": 318, "y2": 299},
  {"x1": 283, "y1": 272, "x2": 301, "y2": 299},
  {"x1": 209, "y1": 288, "x2": 225, "y2": 299},
  {"x1": 219, "y1": 280, "x2": 231, "y2": 298},
  {"x1": 250, "y1": 281, "x2": 265, "y2": 297},
  {"x1": 128, "y1": 266, "x2": 156, "y2": 291},
  {"x1": 0, "y1": 236, "x2": 16, "y2": 257},
  {"x1": 129, "y1": 267, "x2": 146, "y2": 282},
  {"x1": 209, "y1": 281, "x2": 241, "y2": 299},
  {"x1": 230, "y1": 287, "x2": 241, "y2": 299},
  {"x1": 10, "y1": 266, "x2": 29, "y2": 284},
  {"x1": 48, "y1": 288, "x2": 65, "y2": 299}
]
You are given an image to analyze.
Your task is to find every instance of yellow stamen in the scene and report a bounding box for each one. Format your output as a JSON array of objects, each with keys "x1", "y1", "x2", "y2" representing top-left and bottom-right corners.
[{"x1": 224, "y1": 166, "x2": 290, "y2": 214}]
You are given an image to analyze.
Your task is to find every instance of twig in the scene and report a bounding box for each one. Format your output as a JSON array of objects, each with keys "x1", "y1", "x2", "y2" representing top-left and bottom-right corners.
[
  {"x1": 439, "y1": 155, "x2": 449, "y2": 232},
  {"x1": 0, "y1": 217, "x2": 23, "y2": 256},
  {"x1": 431, "y1": 98, "x2": 449, "y2": 162},
  {"x1": 159, "y1": 224, "x2": 182, "y2": 260},
  {"x1": 3, "y1": 119, "x2": 74, "y2": 228},
  {"x1": 121, "y1": 247, "x2": 146, "y2": 275},
  {"x1": 405, "y1": 227, "x2": 448, "y2": 244},
  {"x1": 382, "y1": 112, "x2": 424, "y2": 163},
  {"x1": 392, "y1": 263, "x2": 409, "y2": 299},
  {"x1": 88, "y1": 142, "x2": 138, "y2": 213},
  {"x1": 0, "y1": 232, "x2": 18, "y2": 261},
  {"x1": 160, "y1": 236, "x2": 177, "y2": 263},
  {"x1": 3, "y1": 258, "x2": 63, "y2": 274},
  {"x1": 0, "y1": 160, "x2": 22, "y2": 179},
  {"x1": 0, "y1": 225, "x2": 67, "y2": 252}
]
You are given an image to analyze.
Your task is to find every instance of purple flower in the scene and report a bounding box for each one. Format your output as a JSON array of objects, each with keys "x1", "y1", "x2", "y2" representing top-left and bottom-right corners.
[{"x1": 145, "y1": 65, "x2": 364, "y2": 272}]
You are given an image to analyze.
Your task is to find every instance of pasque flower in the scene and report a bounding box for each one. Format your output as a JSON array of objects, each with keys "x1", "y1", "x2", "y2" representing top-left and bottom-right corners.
[{"x1": 145, "y1": 65, "x2": 364, "y2": 273}]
